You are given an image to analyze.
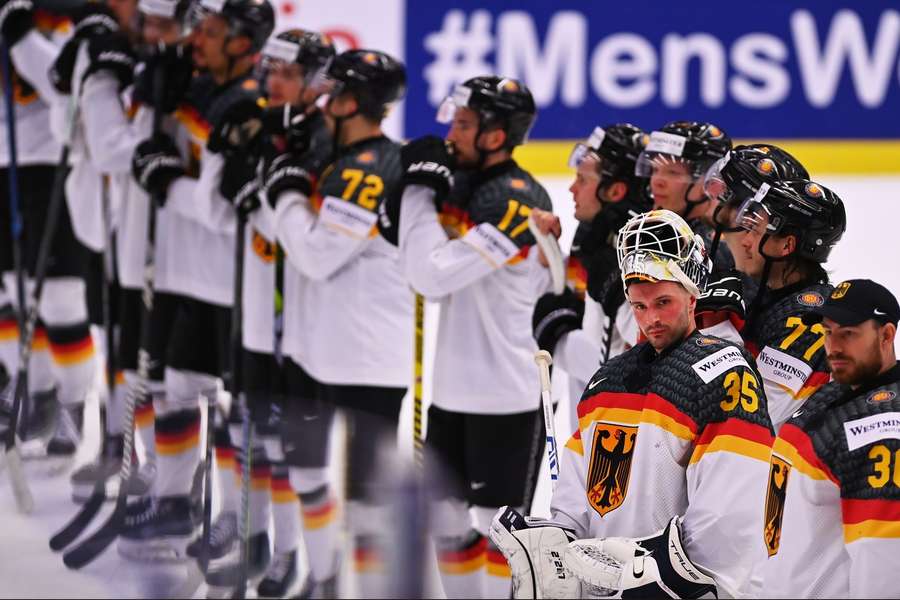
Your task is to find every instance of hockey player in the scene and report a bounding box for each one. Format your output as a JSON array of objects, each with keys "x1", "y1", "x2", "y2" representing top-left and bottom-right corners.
[
  {"x1": 636, "y1": 120, "x2": 734, "y2": 271},
  {"x1": 382, "y1": 75, "x2": 553, "y2": 598},
  {"x1": 211, "y1": 28, "x2": 336, "y2": 598},
  {"x1": 0, "y1": 0, "x2": 99, "y2": 465},
  {"x1": 491, "y1": 209, "x2": 775, "y2": 598},
  {"x1": 119, "y1": 0, "x2": 275, "y2": 564},
  {"x1": 530, "y1": 123, "x2": 650, "y2": 436},
  {"x1": 262, "y1": 48, "x2": 408, "y2": 596},
  {"x1": 693, "y1": 144, "x2": 810, "y2": 347},
  {"x1": 760, "y1": 279, "x2": 900, "y2": 597},
  {"x1": 71, "y1": 0, "x2": 196, "y2": 505},
  {"x1": 706, "y1": 178, "x2": 846, "y2": 430}
]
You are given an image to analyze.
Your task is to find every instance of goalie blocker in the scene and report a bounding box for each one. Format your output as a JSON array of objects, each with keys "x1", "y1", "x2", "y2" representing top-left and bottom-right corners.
[{"x1": 490, "y1": 506, "x2": 717, "y2": 599}]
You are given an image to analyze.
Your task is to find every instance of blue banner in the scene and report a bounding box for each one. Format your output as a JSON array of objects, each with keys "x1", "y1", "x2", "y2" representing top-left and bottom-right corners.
[{"x1": 404, "y1": 1, "x2": 900, "y2": 140}]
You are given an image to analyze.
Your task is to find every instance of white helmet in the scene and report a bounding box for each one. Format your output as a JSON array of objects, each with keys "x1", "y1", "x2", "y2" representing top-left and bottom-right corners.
[{"x1": 616, "y1": 209, "x2": 710, "y2": 297}]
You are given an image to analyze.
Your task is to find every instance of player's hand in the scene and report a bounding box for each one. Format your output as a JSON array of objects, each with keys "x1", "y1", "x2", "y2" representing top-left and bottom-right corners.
[
  {"x1": 530, "y1": 207, "x2": 561, "y2": 239},
  {"x1": 0, "y1": 0, "x2": 34, "y2": 48},
  {"x1": 207, "y1": 96, "x2": 265, "y2": 157},
  {"x1": 695, "y1": 269, "x2": 746, "y2": 331},
  {"x1": 132, "y1": 43, "x2": 193, "y2": 114},
  {"x1": 532, "y1": 287, "x2": 585, "y2": 355},
  {"x1": 49, "y1": 3, "x2": 122, "y2": 93},
  {"x1": 262, "y1": 152, "x2": 313, "y2": 209},
  {"x1": 262, "y1": 103, "x2": 318, "y2": 156},
  {"x1": 131, "y1": 134, "x2": 185, "y2": 204},
  {"x1": 82, "y1": 32, "x2": 136, "y2": 91},
  {"x1": 400, "y1": 135, "x2": 455, "y2": 201}
]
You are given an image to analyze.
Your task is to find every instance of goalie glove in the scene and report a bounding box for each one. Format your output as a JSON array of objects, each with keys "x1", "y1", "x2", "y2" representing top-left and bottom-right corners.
[
  {"x1": 489, "y1": 506, "x2": 581, "y2": 599},
  {"x1": 563, "y1": 516, "x2": 718, "y2": 599}
]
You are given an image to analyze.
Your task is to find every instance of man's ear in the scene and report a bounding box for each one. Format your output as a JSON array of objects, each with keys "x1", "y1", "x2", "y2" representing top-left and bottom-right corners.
[
  {"x1": 781, "y1": 234, "x2": 797, "y2": 257},
  {"x1": 606, "y1": 181, "x2": 627, "y2": 202},
  {"x1": 478, "y1": 127, "x2": 507, "y2": 153},
  {"x1": 226, "y1": 35, "x2": 252, "y2": 57}
]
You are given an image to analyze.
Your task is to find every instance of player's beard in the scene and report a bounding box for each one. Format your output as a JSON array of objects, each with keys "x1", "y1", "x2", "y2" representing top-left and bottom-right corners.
[
  {"x1": 828, "y1": 339, "x2": 883, "y2": 385},
  {"x1": 645, "y1": 304, "x2": 694, "y2": 352}
]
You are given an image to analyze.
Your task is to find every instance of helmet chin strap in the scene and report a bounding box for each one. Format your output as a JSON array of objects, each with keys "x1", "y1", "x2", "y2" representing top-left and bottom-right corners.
[
  {"x1": 679, "y1": 180, "x2": 709, "y2": 221},
  {"x1": 746, "y1": 232, "x2": 792, "y2": 329}
]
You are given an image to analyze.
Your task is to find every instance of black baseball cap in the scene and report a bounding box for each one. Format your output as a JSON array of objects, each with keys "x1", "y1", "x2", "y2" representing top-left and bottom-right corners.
[{"x1": 802, "y1": 279, "x2": 900, "y2": 327}]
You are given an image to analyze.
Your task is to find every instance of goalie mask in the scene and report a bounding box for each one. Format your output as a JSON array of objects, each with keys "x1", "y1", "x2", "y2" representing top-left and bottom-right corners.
[{"x1": 616, "y1": 209, "x2": 711, "y2": 298}]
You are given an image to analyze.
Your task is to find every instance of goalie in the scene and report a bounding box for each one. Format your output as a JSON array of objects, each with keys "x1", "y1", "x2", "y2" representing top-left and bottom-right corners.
[{"x1": 491, "y1": 210, "x2": 775, "y2": 598}]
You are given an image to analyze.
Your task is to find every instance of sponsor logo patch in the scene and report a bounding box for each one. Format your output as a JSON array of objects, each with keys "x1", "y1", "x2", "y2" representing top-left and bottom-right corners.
[
  {"x1": 695, "y1": 336, "x2": 721, "y2": 347},
  {"x1": 756, "y1": 346, "x2": 813, "y2": 394},
  {"x1": 867, "y1": 390, "x2": 897, "y2": 405},
  {"x1": 691, "y1": 346, "x2": 750, "y2": 384},
  {"x1": 319, "y1": 195, "x2": 378, "y2": 239},
  {"x1": 587, "y1": 422, "x2": 637, "y2": 517},
  {"x1": 844, "y1": 412, "x2": 900, "y2": 451},
  {"x1": 356, "y1": 151, "x2": 376, "y2": 164},
  {"x1": 764, "y1": 454, "x2": 791, "y2": 557},
  {"x1": 462, "y1": 223, "x2": 519, "y2": 268},
  {"x1": 797, "y1": 292, "x2": 824, "y2": 307}
]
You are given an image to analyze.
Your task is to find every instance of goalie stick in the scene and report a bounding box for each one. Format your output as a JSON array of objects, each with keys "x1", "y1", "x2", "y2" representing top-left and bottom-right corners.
[
  {"x1": 533, "y1": 351, "x2": 559, "y2": 488},
  {"x1": 58, "y1": 52, "x2": 168, "y2": 568}
]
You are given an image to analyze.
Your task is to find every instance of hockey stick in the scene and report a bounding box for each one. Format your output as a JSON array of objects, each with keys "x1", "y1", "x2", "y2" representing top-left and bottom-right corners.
[
  {"x1": 230, "y1": 208, "x2": 250, "y2": 599},
  {"x1": 0, "y1": 40, "x2": 32, "y2": 514},
  {"x1": 527, "y1": 214, "x2": 565, "y2": 295},
  {"x1": 60, "y1": 52, "x2": 168, "y2": 569},
  {"x1": 533, "y1": 351, "x2": 559, "y2": 488},
  {"x1": 412, "y1": 293, "x2": 424, "y2": 468},
  {"x1": 49, "y1": 176, "x2": 120, "y2": 551}
]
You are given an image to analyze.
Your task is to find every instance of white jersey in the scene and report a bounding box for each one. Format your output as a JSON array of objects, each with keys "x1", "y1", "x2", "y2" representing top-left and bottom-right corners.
[
  {"x1": 0, "y1": 23, "x2": 67, "y2": 167},
  {"x1": 242, "y1": 206, "x2": 277, "y2": 354},
  {"x1": 273, "y1": 135, "x2": 412, "y2": 387},
  {"x1": 760, "y1": 368, "x2": 900, "y2": 598},
  {"x1": 398, "y1": 160, "x2": 554, "y2": 415},
  {"x1": 551, "y1": 332, "x2": 775, "y2": 598}
]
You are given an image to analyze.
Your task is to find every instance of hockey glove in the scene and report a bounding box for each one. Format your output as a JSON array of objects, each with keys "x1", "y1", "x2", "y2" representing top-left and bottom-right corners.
[
  {"x1": 400, "y1": 135, "x2": 455, "y2": 203},
  {"x1": 695, "y1": 269, "x2": 746, "y2": 332},
  {"x1": 48, "y1": 3, "x2": 121, "y2": 93},
  {"x1": 207, "y1": 94, "x2": 265, "y2": 157},
  {"x1": 261, "y1": 103, "x2": 319, "y2": 156},
  {"x1": 220, "y1": 152, "x2": 261, "y2": 217},
  {"x1": 0, "y1": 0, "x2": 33, "y2": 48},
  {"x1": 81, "y1": 32, "x2": 136, "y2": 91},
  {"x1": 563, "y1": 516, "x2": 718, "y2": 599},
  {"x1": 532, "y1": 288, "x2": 585, "y2": 355},
  {"x1": 489, "y1": 506, "x2": 581, "y2": 599},
  {"x1": 262, "y1": 153, "x2": 313, "y2": 210},
  {"x1": 132, "y1": 43, "x2": 193, "y2": 114},
  {"x1": 131, "y1": 134, "x2": 185, "y2": 204}
]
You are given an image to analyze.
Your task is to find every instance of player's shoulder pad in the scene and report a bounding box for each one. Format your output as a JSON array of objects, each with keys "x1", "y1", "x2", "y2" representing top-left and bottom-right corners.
[
  {"x1": 807, "y1": 378, "x2": 900, "y2": 498},
  {"x1": 577, "y1": 348, "x2": 636, "y2": 405},
  {"x1": 468, "y1": 163, "x2": 553, "y2": 249},
  {"x1": 204, "y1": 75, "x2": 264, "y2": 126},
  {"x1": 333, "y1": 136, "x2": 402, "y2": 180}
]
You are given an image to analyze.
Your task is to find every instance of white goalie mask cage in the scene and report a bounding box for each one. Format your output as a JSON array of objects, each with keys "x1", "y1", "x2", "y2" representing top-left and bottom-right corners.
[{"x1": 616, "y1": 209, "x2": 711, "y2": 297}]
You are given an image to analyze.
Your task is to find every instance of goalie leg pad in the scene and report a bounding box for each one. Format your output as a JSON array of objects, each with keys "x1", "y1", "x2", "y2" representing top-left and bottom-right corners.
[{"x1": 489, "y1": 506, "x2": 581, "y2": 599}]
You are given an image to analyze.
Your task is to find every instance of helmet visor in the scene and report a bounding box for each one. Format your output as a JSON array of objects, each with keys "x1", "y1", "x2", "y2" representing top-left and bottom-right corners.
[
  {"x1": 635, "y1": 152, "x2": 694, "y2": 184},
  {"x1": 436, "y1": 84, "x2": 472, "y2": 125},
  {"x1": 736, "y1": 183, "x2": 773, "y2": 235}
]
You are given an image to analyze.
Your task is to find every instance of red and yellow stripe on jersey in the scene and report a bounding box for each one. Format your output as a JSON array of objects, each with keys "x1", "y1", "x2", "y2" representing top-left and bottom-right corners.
[
  {"x1": 842, "y1": 498, "x2": 900, "y2": 543},
  {"x1": 354, "y1": 541, "x2": 386, "y2": 573},
  {"x1": 578, "y1": 391, "x2": 699, "y2": 443},
  {"x1": 773, "y1": 424, "x2": 838, "y2": 483},
  {"x1": 566, "y1": 255, "x2": 588, "y2": 298},
  {"x1": 48, "y1": 335, "x2": 95, "y2": 367},
  {"x1": 135, "y1": 401, "x2": 155, "y2": 430},
  {"x1": 439, "y1": 204, "x2": 532, "y2": 266},
  {"x1": 690, "y1": 417, "x2": 774, "y2": 465},
  {"x1": 486, "y1": 546, "x2": 511, "y2": 578},
  {"x1": 174, "y1": 104, "x2": 211, "y2": 146},
  {"x1": 156, "y1": 416, "x2": 201, "y2": 456},
  {"x1": 270, "y1": 472, "x2": 296, "y2": 504}
]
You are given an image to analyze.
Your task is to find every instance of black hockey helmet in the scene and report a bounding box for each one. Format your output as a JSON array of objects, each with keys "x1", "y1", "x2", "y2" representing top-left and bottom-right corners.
[
  {"x1": 704, "y1": 143, "x2": 810, "y2": 232},
  {"x1": 738, "y1": 179, "x2": 846, "y2": 263},
  {"x1": 261, "y1": 29, "x2": 335, "y2": 86},
  {"x1": 569, "y1": 123, "x2": 648, "y2": 182},
  {"x1": 436, "y1": 75, "x2": 536, "y2": 149},
  {"x1": 139, "y1": 0, "x2": 192, "y2": 21},
  {"x1": 196, "y1": 0, "x2": 275, "y2": 53},
  {"x1": 322, "y1": 49, "x2": 406, "y2": 121},
  {"x1": 636, "y1": 121, "x2": 732, "y2": 181}
]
